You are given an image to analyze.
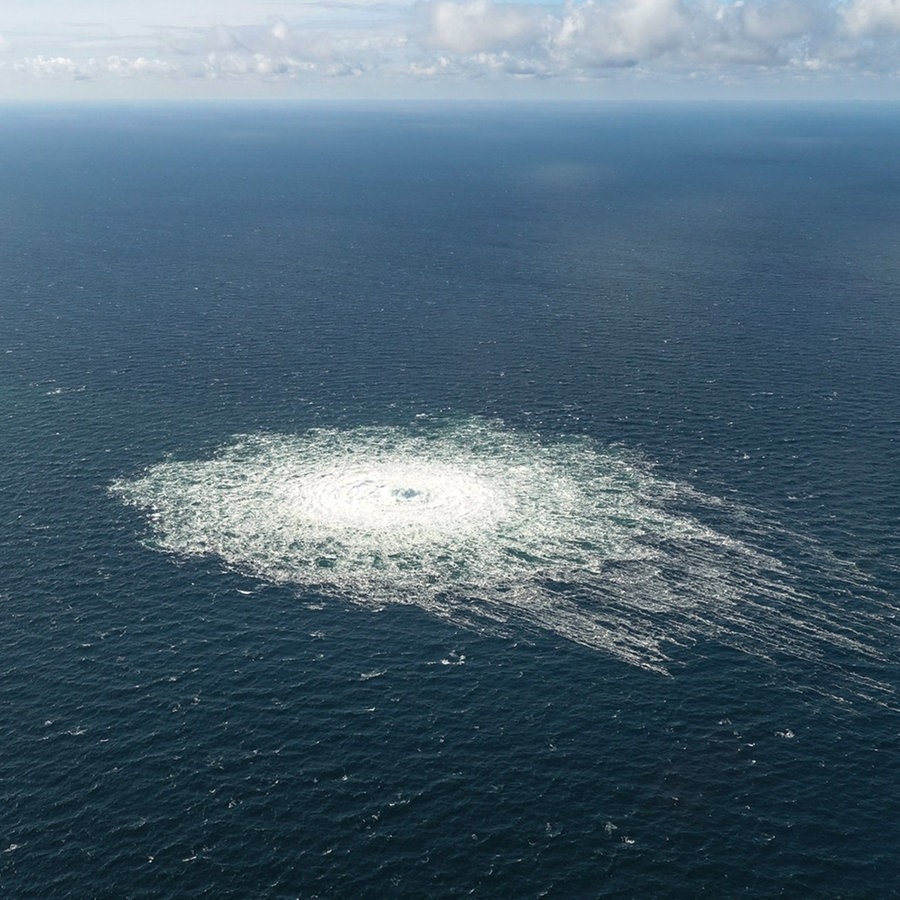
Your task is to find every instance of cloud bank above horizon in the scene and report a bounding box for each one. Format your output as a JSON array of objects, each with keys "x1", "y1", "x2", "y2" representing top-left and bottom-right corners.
[{"x1": 3, "y1": 0, "x2": 900, "y2": 100}]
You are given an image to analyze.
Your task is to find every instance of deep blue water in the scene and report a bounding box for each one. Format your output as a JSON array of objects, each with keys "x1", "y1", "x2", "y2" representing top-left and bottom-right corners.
[{"x1": 1, "y1": 104, "x2": 899, "y2": 897}]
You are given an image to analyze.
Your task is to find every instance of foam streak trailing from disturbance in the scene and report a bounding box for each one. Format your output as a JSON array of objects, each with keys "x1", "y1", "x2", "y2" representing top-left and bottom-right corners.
[{"x1": 112, "y1": 418, "x2": 892, "y2": 702}]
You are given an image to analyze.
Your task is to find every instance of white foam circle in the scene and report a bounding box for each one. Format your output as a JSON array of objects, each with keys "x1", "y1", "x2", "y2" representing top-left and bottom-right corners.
[{"x1": 112, "y1": 417, "x2": 892, "y2": 701}]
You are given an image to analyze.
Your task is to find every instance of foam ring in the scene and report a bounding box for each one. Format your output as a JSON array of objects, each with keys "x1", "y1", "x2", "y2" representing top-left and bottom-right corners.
[{"x1": 111, "y1": 417, "x2": 893, "y2": 701}]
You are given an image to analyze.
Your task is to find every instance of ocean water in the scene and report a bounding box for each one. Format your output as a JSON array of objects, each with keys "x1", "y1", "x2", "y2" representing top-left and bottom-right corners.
[{"x1": 1, "y1": 103, "x2": 899, "y2": 897}]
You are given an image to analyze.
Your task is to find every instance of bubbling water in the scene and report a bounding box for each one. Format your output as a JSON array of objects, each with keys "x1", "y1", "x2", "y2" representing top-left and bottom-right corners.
[
  {"x1": 282, "y1": 458, "x2": 509, "y2": 534},
  {"x1": 112, "y1": 417, "x2": 893, "y2": 700}
]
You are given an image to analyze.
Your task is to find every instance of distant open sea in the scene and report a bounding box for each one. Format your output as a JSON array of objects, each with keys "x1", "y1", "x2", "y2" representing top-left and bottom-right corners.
[{"x1": 2, "y1": 103, "x2": 899, "y2": 897}]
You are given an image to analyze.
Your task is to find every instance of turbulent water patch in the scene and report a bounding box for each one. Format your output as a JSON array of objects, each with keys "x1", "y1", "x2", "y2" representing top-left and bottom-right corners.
[{"x1": 112, "y1": 418, "x2": 891, "y2": 699}]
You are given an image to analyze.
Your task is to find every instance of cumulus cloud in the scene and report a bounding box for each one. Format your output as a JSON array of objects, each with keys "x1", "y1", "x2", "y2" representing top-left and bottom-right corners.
[
  {"x1": 842, "y1": 0, "x2": 900, "y2": 36},
  {"x1": 426, "y1": 0, "x2": 544, "y2": 54},
  {"x1": 13, "y1": 54, "x2": 177, "y2": 80},
  {"x1": 547, "y1": 0, "x2": 691, "y2": 69},
  {"x1": 4, "y1": 0, "x2": 900, "y2": 95}
]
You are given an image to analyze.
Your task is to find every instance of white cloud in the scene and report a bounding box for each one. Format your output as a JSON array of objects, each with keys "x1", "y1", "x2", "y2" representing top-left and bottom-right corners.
[
  {"x1": 739, "y1": 0, "x2": 823, "y2": 43},
  {"x1": 14, "y1": 55, "x2": 84, "y2": 78},
  {"x1": 3, "y1": 0, "x2": 900, "y2": 98},
  {"x1": 550, "y1": 0, "x2": 690, "y2": 69},
  {"x1": 12, "y1": 53, "x2": 177, "y2": 80},
  {"x1": 425, "y1": 0, "x2": 543, "y2": 54},
  {"x1": 842, "y1": 0, "x2": 900, "y2": 36}
]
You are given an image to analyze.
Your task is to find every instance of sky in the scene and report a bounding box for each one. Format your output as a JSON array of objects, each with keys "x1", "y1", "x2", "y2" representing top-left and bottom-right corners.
[{"x1": 2, "y1": 0, "x2": 900, "y2": 102}]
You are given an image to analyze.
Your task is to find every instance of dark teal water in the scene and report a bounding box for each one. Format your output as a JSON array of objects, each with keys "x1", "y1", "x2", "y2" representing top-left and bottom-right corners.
[{"x1": 2, "y1": 104, "x2": 899, "y2": 897}]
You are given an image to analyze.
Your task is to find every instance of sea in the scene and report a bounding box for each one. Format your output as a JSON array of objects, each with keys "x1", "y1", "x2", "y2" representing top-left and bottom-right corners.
[{"x1": 1, "y1": 103, "x2": 898, "y2": 898}]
